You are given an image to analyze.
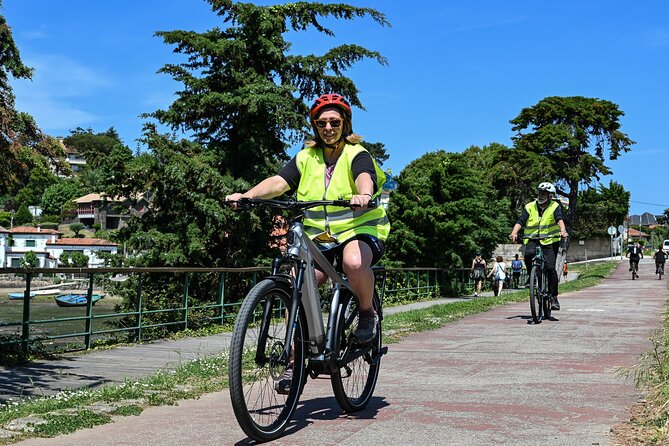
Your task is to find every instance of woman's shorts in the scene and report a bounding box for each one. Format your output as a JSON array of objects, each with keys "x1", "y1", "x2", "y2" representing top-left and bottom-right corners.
[{"x1": 315, "y1": 234, "x2": 385, "y2": 272}]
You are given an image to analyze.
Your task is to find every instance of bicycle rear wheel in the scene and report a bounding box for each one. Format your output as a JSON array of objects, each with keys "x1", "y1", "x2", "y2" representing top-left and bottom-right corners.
[
  {"x1": 529, "y1": 266, "x2": 542, "y2": 324},
  {"x1": 228, "y1": 279, "x2": 306, "y2": 442},
  {"x1": 331, "y1": 291, "x2": 382, "y2": 413}
]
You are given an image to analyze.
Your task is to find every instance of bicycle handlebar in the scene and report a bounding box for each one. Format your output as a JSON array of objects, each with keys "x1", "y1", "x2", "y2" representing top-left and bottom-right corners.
[{"x1": 228, "y1": 197, "x2": 375, "y2": 211}]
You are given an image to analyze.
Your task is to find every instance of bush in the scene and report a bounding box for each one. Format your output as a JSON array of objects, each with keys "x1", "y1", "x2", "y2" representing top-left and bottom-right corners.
[{"x1": 39, "y1": 222, "x2": 59, "y2": 230}]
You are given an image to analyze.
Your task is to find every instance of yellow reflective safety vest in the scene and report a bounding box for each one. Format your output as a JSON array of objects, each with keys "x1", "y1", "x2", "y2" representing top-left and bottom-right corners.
[
  {"x1": 295, "y1": 143, "x2": 390, "y2": 244},
  {"x1": 523, "y1": 200, "x2": 560, "y2": 245}
]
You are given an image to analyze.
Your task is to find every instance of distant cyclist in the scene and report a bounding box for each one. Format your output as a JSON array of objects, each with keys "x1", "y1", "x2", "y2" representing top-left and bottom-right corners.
[
  {"x1": 653, "y1": 244, "x2": 666, "y2": 276},
  {"x1": 509, "y1": 182, "x2": 568, "y2": 310},
  {"x1": 626, "y1": 242, "x2": 643, "y2": 277}
]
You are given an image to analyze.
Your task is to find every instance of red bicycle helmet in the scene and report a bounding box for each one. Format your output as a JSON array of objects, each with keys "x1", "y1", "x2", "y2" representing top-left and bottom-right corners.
[{"x1": 309, "y1": 94, "x2": 352, "y2": 120}]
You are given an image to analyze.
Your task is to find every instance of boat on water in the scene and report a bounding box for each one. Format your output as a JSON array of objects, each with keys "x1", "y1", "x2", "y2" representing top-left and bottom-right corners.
[
  {"x1": 54, "y1": 293, "x2": 105, "y2": 307},
  {"x1": 8, "y1": 291, "x2": 36, "y2": 300}
]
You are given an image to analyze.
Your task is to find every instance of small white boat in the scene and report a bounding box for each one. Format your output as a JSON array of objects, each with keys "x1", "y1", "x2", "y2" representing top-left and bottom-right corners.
[{"x1": 33, "y1": 289, "x2": 61, "y2": 296}]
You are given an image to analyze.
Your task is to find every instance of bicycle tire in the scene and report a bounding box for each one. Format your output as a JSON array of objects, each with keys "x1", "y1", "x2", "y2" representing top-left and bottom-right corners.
[
  {"x1": 542, "y1": 279, "x2": 551, "y2": 321},
  {"x1": 228, "y1": 279, "x2": 307, "y2": 442},
  {"x1": 529, "y1": 266, "x2": 542, "y2": 324},
  {"x1": 331, "y1": 290, "x2": 382, "y2": 413}
]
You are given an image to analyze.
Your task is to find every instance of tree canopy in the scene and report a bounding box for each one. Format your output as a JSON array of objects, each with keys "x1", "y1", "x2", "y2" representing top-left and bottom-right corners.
[
  {"x1": 0, "y1": 5, "x2": 38, "y2": 195},
  {"x1": 147, "y1": 0, "x2": 389, "y2": 185},
  {"x1": 109, "y1": 1, "x2": 390, "y2": 269},
  {"x1": 573, "y1": 181, "x2": 630, "y2": 239},
  {"x1": 510, "y1": 96, "x2": 634, "y2": 228},
  {"x1": 385, "y1": 150, "x2": 510, "y2": 268}
]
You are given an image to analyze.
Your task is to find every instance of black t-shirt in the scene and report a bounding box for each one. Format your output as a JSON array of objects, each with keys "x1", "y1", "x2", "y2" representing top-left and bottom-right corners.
[
  {"x1": 278, "y1": 150, "x2": 377, "y2": 192},
  {"x1": 628, "y1": 245, "x2": 642, "y2": 259},
  {"x1": 655, "y1": 250, "x2": 667, "y2": 263}
]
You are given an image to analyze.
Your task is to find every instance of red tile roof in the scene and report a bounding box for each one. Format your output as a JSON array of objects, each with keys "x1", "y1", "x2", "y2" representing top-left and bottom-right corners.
[
  {"x1": 10, "y1": 226, "x2": 62, "y2": 235},
  {"x1": 47, "y1": 238, "x2": 117, "y2": 247},
  {"x1": 628, "y1": 228, "x2": 650, "y2": 237}
]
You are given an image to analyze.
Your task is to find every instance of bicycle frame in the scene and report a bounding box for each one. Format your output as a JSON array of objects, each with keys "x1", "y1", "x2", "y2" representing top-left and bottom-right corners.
[{"x1": 256, "y1": 204, "x2": 383, "y2": 373}]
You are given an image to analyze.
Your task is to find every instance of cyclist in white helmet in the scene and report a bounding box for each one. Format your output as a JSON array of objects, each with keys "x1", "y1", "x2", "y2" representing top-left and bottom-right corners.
[{"x1": 509, "y1": 182, "x2": 568, "y2": 310}]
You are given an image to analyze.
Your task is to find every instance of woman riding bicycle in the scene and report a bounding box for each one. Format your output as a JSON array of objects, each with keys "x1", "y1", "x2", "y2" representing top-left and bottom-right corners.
[
  {"x1": 225, "y1": 93, "x2": 390, "y2": 344},
  {"x1": 509, "y1": 182, "x2": 568, "y2": 310}
]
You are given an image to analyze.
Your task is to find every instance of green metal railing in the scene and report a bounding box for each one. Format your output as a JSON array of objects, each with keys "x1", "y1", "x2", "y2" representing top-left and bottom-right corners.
[{"x1": 0, "y1": 266, "x2": 465, "y2": 355}]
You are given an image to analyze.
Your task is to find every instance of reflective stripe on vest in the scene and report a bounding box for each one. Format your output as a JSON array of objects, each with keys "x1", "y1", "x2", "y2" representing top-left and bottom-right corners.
[
  {"x1": 523, "y1": 200, "x2": 560, "y2": 245},
  {"x1": 295, "y1": 143, "x2": 390, "y2": 243}
]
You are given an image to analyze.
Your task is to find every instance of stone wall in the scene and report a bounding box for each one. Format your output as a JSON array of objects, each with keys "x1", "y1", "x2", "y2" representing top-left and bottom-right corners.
[{"x1": 492, "y1": 236, "x2": 614, "y2": 263}]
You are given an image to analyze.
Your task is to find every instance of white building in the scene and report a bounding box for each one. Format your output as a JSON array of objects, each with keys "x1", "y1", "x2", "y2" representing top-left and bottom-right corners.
[
  {"x1": 2, "y1": 226, "x2": 117, "y2": 268},
  {"x1": 5, "y1": 226, "x2": 62, "y2": 268},
  {"x1": 47, "y1": 237, "x2": 118, "y2": 267},
  {"x1": 0, "y1": 226, "x2": 8, "y2": 268}
]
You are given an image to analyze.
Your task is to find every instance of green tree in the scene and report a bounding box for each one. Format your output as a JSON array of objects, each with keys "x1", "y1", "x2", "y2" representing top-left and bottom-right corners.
[
  {"x1": 385, "y1": 151, "x2": 510, "y2": 268},
  {"x1": 20, "y1": 250, "x2": 39, "y2": 268},
  {"x1": 0, "y1": 3, "x2": 39, "y2": 195},
  {"x1": 360, "y1": 141, "x2": 389, "y2": 166},
  {"x1": 510, "y1": 96, "x2": 635, "y2": 228},
  {"x1": 464, "y1": 143, "x2": 554, "y2": 219},
  {"x1": 147, "y1": 0, "x2": 389, "y2": 185},
  {"x1": 70, "y1": 222, "x2": 85, "y2": 237},
  {"x1": 14, "y1": 146, "x2": 59, "y2": 205},
  {"x1": 40, "y1": 180, "x2": 83, "y2": 217},
  {"x1": 63, "y1": 127, "x2": 124, "y2": 168},
  {"x1": 573, "y1": 181, "x2": 630, "y2": 239},
  {"x1": 14, "y1": 203, "x2": 32, "y2": 226},
  {"x1": 69, "y1": 251, "x2": 89, "y2": 267},
  {"x1": 111, "y1": 1, "x2": 390, "y2": 269},
  {"x1": 58, "y1": 251, "x2": 70, "y2": 266}
]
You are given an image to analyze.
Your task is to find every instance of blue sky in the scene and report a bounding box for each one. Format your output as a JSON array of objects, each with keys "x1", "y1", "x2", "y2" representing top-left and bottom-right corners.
[{"x1": 3, "y1": 1, "x2": 667, "y2": 216}]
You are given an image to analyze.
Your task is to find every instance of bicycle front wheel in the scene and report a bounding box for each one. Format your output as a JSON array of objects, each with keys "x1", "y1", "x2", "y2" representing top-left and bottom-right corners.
[
  {"x1": 331, "y1": 291, "x2": 382, "y2": 413},
  {"x1": 228, "y1": 279, "x2": 306, "y2": 442},
  {"x1": 529, "y1": 266, "x2": 542, "y2": 324}
]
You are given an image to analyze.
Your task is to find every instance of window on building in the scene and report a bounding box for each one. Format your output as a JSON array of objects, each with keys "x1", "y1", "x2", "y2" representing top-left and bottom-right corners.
[
  {"x1": 10, "y1": 258, "x2": 20, "y2": 267},
  {"x1": 26, "y1": 240, "x2": 36, "y2": 248}
]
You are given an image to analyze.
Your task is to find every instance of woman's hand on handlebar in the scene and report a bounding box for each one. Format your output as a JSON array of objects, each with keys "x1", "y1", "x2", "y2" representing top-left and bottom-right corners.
[
  {"x1": 225, "y1": 193, "x2": 247, "y2": 210},
  {"x1": 350, "y1": 193, "x2": 373, "y2": 209}
]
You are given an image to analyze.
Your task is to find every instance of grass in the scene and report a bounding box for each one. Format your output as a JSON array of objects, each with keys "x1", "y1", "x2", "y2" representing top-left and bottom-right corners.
[
  {"x1": 614, "y1": 277, "x2": 669, "y2": 444},
  {"x1": 0, "y1": 261, "x2": 618, "y2": 444}
]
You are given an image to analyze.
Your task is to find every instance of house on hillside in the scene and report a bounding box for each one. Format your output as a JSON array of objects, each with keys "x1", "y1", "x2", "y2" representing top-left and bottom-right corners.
[
  {"x1": 5, "y1": 226, "x2": 62, "y2": 268},
  {"x1": 74, "y1": 192, "x2": 151, "y2": 230},
  {"x1": 47, "y1": 238, "x2": 118, "y2": 267},
  {"x1": 58, "y1": 137, "x2": 87, "y2": 174}
]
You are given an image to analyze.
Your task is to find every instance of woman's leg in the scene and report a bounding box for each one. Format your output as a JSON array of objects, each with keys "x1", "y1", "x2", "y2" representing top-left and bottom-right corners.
[{"x1": 341, "y1": 240, "x2": 374, "y2": 312}]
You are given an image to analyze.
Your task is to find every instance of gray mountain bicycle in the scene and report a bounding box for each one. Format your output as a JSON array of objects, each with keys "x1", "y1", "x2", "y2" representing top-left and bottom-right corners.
[
  {"x1": 227, "y1": 198, "x2": 387, "y2": 442},
  {"x1": 526, "y1": 237, "x2": 567, "y2": 324}
]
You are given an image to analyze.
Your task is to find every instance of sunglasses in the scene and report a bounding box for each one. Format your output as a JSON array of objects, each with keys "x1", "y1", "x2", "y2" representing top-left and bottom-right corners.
[{"x1": 315, "y1": 119, "x2": 343, "y2": 129}]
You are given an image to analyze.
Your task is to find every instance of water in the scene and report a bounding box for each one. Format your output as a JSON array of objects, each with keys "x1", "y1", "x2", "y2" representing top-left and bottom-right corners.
[{"x1": 0, "y1": 294, "x2": 124, "y2": 348}]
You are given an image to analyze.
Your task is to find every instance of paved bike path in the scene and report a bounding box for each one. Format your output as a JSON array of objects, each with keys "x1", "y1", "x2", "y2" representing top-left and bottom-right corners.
[{"x1": 12, "y1": 259, "x2": 668, "y2": 445}]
